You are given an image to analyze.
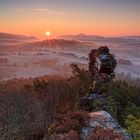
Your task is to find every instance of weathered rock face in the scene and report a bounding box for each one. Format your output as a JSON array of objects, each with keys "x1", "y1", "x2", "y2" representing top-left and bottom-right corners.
[
  {"x1": 81, "y1": 111, "x2": 131, "y2": 140},
  {"x1": 44, "y1": 90, "x2": 131, "y2": 140},
  {"x1": 43, "y1": 111, "x2": 131, "y2": 140}
]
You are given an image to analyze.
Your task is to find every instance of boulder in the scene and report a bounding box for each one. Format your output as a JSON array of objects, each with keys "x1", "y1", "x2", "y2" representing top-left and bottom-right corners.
[{"x1": 81, "y1": 111, "x2": 132, "y2": 140}]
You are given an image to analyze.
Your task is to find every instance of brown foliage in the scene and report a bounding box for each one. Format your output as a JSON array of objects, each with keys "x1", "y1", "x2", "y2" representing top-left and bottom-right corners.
[
  {"x1": 88, "y1": 126, "x2": 125, "y2": 140},
  {"x1": 48, "y1": 111, "x2": 89, "y2": 135},
  {"x1": 0, "y1": 76, "x2": 83, "y2": 139},
  {"x1": 49, "y1": 130, "x2": 79, "y2": 140}
]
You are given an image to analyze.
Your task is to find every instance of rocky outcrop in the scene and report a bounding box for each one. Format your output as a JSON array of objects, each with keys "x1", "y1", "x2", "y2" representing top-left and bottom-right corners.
[
  {"x1": 81, "y1": 111, "x2": 131, "y2": 140},
  {"x1": 43, "y1": 111, "x2": 131, "y2": 140}
]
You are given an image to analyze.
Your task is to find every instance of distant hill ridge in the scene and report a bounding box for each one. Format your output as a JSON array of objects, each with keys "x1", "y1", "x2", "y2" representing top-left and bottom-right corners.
[
  {"x1": 27, "y1": 39, "x2": 83, "y2": 47},
  {"x1": 59, "y1": 34, "x2": 104, "y2": 40},
  {"x1": 59, "y1": 33, "x2": 140, "y2": 41},
  {"x1": 0, "y1": 32, "x2": 38, "y2": 42}
]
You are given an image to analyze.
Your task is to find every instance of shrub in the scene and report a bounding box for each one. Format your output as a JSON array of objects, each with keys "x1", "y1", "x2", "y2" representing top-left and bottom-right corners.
[
  {"x1": 48, "y1": 111, "x2": 89, "y2": 135},
  {"x1": 88, "y1": 126, "x2": 125, "y2": 140},
  {"x1": 0, "y1": 75, "x2": 88, "y2": 139},
  {"x1": 125, "y1": 115, "x2": 140, "y2": 140},
  {"x1": 71, "y1": 65, "x2": 140, "y2": 128}
]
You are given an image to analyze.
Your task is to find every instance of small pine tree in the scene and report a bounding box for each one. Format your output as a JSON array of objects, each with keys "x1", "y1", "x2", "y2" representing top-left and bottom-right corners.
[{"x1": 125, "y1": 114, "x2": 140, "y2": 140}]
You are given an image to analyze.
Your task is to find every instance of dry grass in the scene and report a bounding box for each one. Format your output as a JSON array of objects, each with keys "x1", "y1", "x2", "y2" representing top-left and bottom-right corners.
[
  {"x1": 0, "y1": 67, "x2": 139, "y2": 139},
  {"x1": 0, "y1": 74, "x2": 89, "y2": 140}
]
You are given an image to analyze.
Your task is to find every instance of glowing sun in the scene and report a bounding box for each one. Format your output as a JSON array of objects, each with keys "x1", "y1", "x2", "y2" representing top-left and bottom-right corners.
[{"x1": 45, "y1": 31, "x2": 51, "y2": 37}]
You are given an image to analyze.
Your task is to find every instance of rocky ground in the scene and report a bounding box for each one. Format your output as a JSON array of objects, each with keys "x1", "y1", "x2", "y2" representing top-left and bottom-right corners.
[{"x1": 43, "y1": 93, "x2": 132, "y2": 140}]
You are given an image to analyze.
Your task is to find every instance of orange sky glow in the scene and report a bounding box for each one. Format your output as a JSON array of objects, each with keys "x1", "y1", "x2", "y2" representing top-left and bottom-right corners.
[{"x1": 0, "y1": 0, "x2": 140, "y2": 39}]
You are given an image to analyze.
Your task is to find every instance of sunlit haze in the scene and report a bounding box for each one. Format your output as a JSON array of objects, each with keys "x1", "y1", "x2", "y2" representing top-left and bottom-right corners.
[{"x1": 0, "y1": 0, "x2": 140, "y2": 39}]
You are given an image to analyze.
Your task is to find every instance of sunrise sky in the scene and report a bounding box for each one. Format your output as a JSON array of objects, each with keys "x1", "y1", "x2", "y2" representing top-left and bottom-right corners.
[{"x1": 0, "y1": 0, "x2": 140, "y2": 38}]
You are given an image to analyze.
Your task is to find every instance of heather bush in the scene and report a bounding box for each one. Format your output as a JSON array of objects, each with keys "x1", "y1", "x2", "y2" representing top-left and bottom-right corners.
[
  {"x1": 0, "y1": 66, "x2": 140, "y2": 139},
  {"x1": 48, "y1": 111, "x2": 89, "y2": 135},
  {"x1": 88, "y1": 126, "x2": 125, "y2": 140},
  {"x1": 0, "y1": 75, "x2": 88, "y2": 139}
]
